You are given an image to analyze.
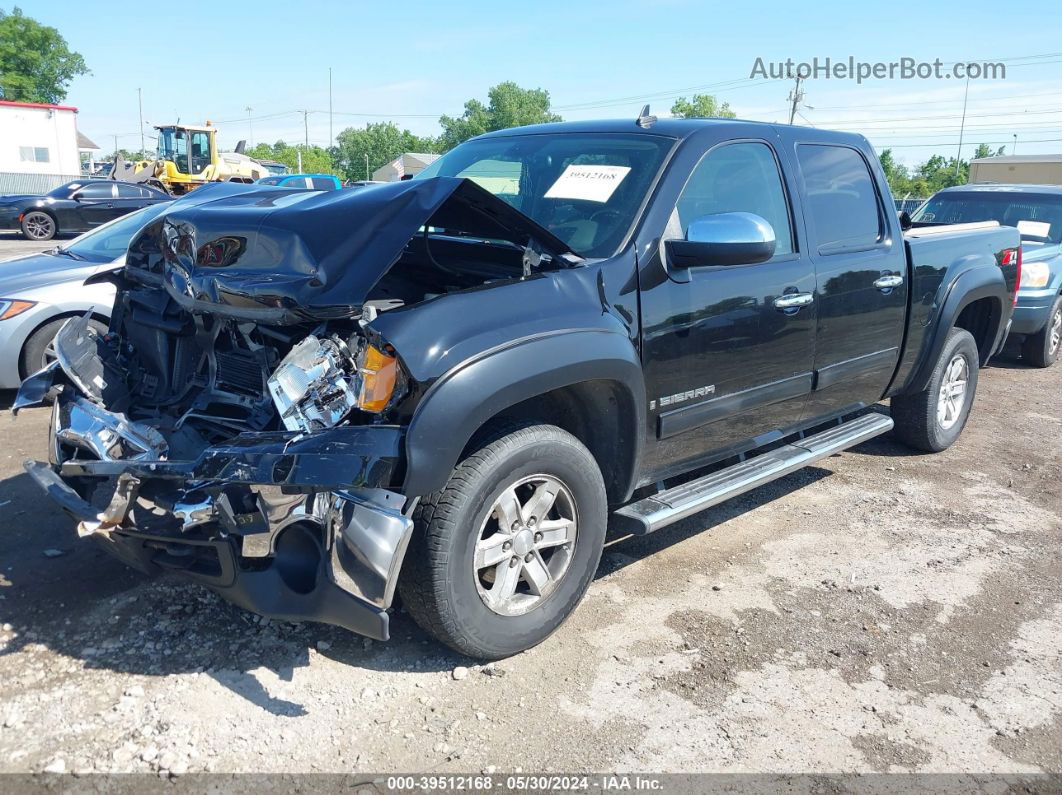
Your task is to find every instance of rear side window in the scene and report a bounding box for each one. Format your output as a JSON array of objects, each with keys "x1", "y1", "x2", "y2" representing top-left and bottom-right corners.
[
  {"x1": 310, "y1": 177, "x2": 335, "y2": 190},
  {"x1": 797, "y1": 144, "x2": 882, "y2": 253},
  {"x1": 116, "y1": 183, "x2": 145, "y2": 198}
]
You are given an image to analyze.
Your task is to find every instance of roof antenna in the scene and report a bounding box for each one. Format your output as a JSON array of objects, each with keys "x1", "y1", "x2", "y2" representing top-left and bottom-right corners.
[{"x1": 636, "y1": 104, "x2": 656, "y2": 128}]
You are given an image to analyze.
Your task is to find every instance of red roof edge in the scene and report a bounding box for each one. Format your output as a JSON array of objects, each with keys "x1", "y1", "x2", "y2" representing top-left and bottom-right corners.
[{"x1": 0, "y1": 99, "x2": 78, "y2": 113}]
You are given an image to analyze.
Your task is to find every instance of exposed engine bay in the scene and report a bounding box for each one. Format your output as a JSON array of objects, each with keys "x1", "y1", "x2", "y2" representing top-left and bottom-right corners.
[{"x1": 14, "y1": 176, "x2": 579, "y2": 640}]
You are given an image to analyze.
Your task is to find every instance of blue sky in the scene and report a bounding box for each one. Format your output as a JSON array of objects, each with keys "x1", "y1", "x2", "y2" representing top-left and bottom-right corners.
[{"x1": 25, "y1": 0, "x2": 1062, "y2": 168}]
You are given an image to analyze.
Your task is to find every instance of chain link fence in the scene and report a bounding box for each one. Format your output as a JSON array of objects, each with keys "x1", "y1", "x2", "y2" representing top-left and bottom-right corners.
[{"x1": 894, "y1": 197, "x2": 926, "y2": 215}]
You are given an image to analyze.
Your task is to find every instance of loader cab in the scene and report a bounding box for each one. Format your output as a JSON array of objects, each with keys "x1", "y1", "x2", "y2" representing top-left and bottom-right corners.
[{"x1": 157, "y1": 125, "x2": 215, "y2": 176}]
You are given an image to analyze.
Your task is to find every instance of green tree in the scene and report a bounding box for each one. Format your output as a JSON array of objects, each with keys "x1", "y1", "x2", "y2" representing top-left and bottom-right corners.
[
  {"x1": 246, "y1": 141, "x2": 339, "y2": 176},
  {"x1": 438, "y1": 82, "x2": 561, "y2": 150},
  {"x1": 972, "y1": 143, "x2": 1007, "y2": 160},
  {"x1": 0, "y1": 7, "x2": 88, "y2": 103},
  {"x1": 878, "y1": 148, "x2": 913, "y2": 197},
  {"x1": 332, "y1": 122, "x2": 437, "y2": 181},
  {"x1": 669, "y1": 94, "x2": 736, "y2": 119}
]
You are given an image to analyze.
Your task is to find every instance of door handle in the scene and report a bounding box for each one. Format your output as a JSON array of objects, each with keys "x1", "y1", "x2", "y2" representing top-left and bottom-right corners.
[
  {"x1": 773, "y1": 292, "x2": 814, "y2": 310},
  {"x1": 873, "y1": 274, "x2": 904, "y2": 290}
]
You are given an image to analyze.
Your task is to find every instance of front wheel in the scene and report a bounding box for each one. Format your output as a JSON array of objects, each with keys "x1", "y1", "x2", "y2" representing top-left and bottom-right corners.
[
  {"x1": 399, "y1": 423, "x2": 607, "y2": 659},
  {"x1": 1021, "y1": 296, "x2": 1061, "y2": 368},
  {"x1": 21, "y1": 211, "x2": 56, "y2": 241},
  {"x1": 891, "y1": 327, "x2": 980, "y2": 452}
]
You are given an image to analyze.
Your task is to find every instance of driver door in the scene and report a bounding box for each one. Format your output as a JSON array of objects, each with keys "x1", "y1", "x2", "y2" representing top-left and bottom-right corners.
[
  {"x1": 73, "y1": 182, "x2": 118, "y2": 228},
  {"x1": 639, "y1": 140, "x2": 817, "y2": 480}
]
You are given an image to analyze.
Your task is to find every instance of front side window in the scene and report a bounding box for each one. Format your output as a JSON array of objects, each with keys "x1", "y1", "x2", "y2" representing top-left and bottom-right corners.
[
  {"x1": 310, "y1": 177, "x2": 335, "y2": 190},
  {"x1": 797, "y1": 144, "x2": 882, "y2": 253},
  {"x1": 671, "y1": 141, "x2": 794, "y2": 256},
  {"x1": 417, "y1": 133, "x2": 674, "y2": 258},
  {"x1": 158, "y1": 128, "x2": 189, "y2": 174},
  {"x1": 190, "y1": 132, "x2": 210, "y2": 175},
  {"x1": 74, "y1": 183, "x2": 115, "y2": 199}
]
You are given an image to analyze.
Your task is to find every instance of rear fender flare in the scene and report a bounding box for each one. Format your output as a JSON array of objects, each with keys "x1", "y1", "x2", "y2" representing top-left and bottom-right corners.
[
  {"x1": 402, "y1": 329, "x2": 646, "y2": 499},
  {"x1": 907, "y1": 265, "x2": 1006, "y2": 393}
]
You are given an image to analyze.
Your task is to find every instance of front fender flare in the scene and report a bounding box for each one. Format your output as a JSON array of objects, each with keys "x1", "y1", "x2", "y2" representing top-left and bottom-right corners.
[{"x1": 402, "y1": 329, "x2": 645, "y2": 499}]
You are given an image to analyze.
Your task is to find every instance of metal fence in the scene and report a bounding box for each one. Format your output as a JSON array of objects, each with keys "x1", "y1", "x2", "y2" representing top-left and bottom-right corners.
[
  {"x1": 894, "y1": 197, "x2": 926, "y2": 215},
  {"x1": 0, "y1": 171, "x2": 80, "y2": 196}
]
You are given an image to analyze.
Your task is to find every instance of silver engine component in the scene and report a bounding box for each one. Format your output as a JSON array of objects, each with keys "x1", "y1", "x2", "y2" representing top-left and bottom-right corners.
[{"x1": 266, "y1": 335, "x2": 359, "y2": 433}]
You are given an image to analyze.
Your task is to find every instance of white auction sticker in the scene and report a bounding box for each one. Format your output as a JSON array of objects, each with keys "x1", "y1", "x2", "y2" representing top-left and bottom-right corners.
[
  {"x1": 1017, "y1": 220, "x2": 1051, "y2": 238},
  {"x1": 544, "y1": 164, "x2": 631, "y2": 203}
]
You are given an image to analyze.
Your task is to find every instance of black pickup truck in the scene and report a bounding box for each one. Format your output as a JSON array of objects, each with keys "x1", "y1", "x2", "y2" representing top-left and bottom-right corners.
[{"x1": 15, "y1": 116, "x2": 1020, "y2": 659}]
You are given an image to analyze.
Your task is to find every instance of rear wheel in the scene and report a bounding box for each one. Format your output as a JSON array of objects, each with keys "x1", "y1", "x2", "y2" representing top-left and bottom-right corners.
[
  {"x1": 1021, "y1": 296, "x2": 1061, "y2": 368},
  {"x1": 20, "y1": 317, "x2": 107, "y2": 378},
  {"x1": 20, "y1": 211, "x2": 56, "y2": 241},
  {"x1": 891, "y1": 327, "x2": 979, "y2": 452},
  {"x1": 399, "y1": 423, "x2": 607, "y2": 659}
]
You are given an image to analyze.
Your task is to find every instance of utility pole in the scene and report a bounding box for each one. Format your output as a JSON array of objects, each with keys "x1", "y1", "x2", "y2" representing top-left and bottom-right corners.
[
  {"x1": 787, "y1": 76, "x2": 804, "y2": 125},
  {"x1": 365, "y1": 153, "x2": 369, "y2": 181},
  {"x1": 297, "y1": 149, "x2": 303, "y2": 172},
  {"x1": 245, "y1": 106, "x2": 254, "y2": 147},
  {"x1": 1013, "y1": 134, "x2": 1018, "y2": 155},
  {"x1": 328, "y1": 68, "x2": 333, "y2": 149},
  {"x1": 137, "y1": 88, "x2": 145, "y2": 156},
  {"x1": 955, "y1": 74, "x2": 970, "y2": 176},
  {"x1": 303, "y1": 110, "x2": 309, "y2": 148},
  {"x1": 113, "y1": 134, "x2": 118, "y2": 160}
]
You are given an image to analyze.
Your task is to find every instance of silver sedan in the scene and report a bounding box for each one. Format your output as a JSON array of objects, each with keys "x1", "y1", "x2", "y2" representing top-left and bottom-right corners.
[{"x1": 0, "y1": 202, "x2": 170, "y2": 389}]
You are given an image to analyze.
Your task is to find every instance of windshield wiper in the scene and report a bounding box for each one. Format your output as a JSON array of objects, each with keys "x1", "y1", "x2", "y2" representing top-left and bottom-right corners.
[{"x1": 52, "y1": 248, "x2": 87, "y2": 261}]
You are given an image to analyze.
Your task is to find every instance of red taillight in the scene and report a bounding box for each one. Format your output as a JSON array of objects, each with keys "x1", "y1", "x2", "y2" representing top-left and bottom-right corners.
[
  {"x1": 1001, "y1": 248, "x2": 1021, "y2": 306},
  {"x1": 1014, "y1": 247, "x2": 1022, "y2": 306}
]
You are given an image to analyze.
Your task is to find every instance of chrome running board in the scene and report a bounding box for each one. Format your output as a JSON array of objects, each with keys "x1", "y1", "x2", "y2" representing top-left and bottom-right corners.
[{"x1": 612, "y1": 413, "x2": 893, "y2": 535}]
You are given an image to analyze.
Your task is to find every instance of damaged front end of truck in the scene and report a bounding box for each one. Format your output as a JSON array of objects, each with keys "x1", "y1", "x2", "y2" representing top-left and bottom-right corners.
[{"x1": 14, "y1": 177, "x2": 578, "y2": 639}]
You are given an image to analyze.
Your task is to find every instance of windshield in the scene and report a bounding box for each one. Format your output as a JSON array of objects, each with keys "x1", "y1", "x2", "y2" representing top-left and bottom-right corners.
[
  {"x1": 912, "y1": 192, "x2": 1062, "y2": 246},
  {"x1": 62, "y1": 203, "x2": 171, "y2": 260},
  {"x1": 158, "y1": 128, "x2": 189, "y2": 174},
  {"x1": 416, "y1": 133, "x2": 674, "y2": 257}
]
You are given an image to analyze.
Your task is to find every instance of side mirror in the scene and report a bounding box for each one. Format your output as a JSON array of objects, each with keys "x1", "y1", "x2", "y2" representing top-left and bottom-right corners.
[
  {"x1": 897, "y1": 210, "x2": 912, "y2": 231},
  {"x1": 666, "y1": 212, "x2": 776, "y2": 268}
]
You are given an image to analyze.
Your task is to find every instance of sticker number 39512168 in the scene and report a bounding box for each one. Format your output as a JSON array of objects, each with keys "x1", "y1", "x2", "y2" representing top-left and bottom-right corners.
[{"x1": 543, "y1": 165, "x2": 632, "y2": 203}]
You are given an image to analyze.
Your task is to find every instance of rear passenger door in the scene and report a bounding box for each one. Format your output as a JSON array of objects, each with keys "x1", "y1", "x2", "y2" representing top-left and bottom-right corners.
[{"x1": 794, "y1": 143, "x2": 908, "y2": 421}]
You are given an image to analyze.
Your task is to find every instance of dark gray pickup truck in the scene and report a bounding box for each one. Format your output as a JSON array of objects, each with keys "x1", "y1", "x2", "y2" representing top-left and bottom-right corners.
[{"x1": 15, "y1": 116, "x2": 1019, "y2": 658}]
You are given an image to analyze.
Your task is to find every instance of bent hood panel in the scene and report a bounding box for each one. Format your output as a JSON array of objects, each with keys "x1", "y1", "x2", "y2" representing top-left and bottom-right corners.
[{"x1": 123, "y1": 177, "x2": 574, "y2": 323}]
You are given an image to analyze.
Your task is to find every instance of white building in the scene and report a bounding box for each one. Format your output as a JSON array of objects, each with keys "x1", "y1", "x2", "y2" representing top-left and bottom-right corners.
[
  {"x1": 0, "y1": 100, "x2": 82, "y2": 194},
  {"x1": 372, "y1": 152, "x2": 440, "y2": 182}
]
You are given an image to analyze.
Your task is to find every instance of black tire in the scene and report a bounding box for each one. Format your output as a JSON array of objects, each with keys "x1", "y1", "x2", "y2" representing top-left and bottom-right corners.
[
  {"x1": 20, "y1": 210, "x2": 57, "y2": 241},
  {"x1": 1020, "y1": 296, "x2": 1061, "y2": 368},
  {"x1": 891, "y1": 327, "x2": 980, "y2": 453},
  {"x1": 399, "y1": 423, "x2": 607, "y2": 659},
  {"x1": 19, "y1": 317, "x2": 107, "y2": 378}
]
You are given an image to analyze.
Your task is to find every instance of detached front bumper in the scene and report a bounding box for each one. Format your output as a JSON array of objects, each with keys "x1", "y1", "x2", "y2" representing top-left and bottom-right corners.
[{"x1": 19, "y1": 365, "x2": 413, "y2": 641}]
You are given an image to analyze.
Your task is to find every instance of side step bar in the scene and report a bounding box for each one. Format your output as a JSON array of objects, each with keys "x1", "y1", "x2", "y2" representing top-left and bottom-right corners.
[{"x1": 612, "y1": 413, "x2": 893, "y2": 535}]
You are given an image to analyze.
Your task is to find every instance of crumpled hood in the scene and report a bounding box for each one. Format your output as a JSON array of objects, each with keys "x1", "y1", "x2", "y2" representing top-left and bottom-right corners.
[{"x1": 123, "y1": 177, "x2": 576, "y2": 324}]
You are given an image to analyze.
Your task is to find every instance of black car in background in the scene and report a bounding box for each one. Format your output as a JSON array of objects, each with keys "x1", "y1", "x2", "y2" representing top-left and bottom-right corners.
[{"x1": 0, "y1": 179, "x2": 170, "y2": 241}]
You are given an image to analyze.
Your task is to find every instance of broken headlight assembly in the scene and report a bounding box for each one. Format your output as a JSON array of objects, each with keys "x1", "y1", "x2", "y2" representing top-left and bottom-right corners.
[{"x1": 267, "y1": 334, "x2": 403, "y2": 433}]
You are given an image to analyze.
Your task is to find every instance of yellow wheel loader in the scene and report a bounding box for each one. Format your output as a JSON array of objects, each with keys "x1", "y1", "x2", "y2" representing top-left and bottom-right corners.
[{"x1": 109, "y1": 123, "x2": 268, "y2": 195}]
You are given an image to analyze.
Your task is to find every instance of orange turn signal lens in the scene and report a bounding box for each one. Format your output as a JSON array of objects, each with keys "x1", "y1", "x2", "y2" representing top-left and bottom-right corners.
[
  {"x1": 357, "y1": 344, "x2": 398, "y2": 413},
  {"x1": 0, "y1": 299, "x2": 36, "y2": 320}
]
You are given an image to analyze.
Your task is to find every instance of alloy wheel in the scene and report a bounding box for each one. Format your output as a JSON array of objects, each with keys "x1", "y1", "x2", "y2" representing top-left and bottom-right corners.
[
  {"x1": 474, "y1": 474, "x2": 578, "y2": 617},
  {"x1": 23, "y1": 212, "x2": 55, "y2": 240},
  {"x1": 937, "y1": 354, "x2": 969, "y2": 430},
  {"x1": 1049, "y1": 308, "x2": 1061, "y2": 357}
]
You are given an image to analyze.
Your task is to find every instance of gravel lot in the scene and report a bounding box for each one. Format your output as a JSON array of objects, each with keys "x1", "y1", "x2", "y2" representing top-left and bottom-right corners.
[{"x1": 0, "y1": 250, "x2": 1058, "y2": 776}]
